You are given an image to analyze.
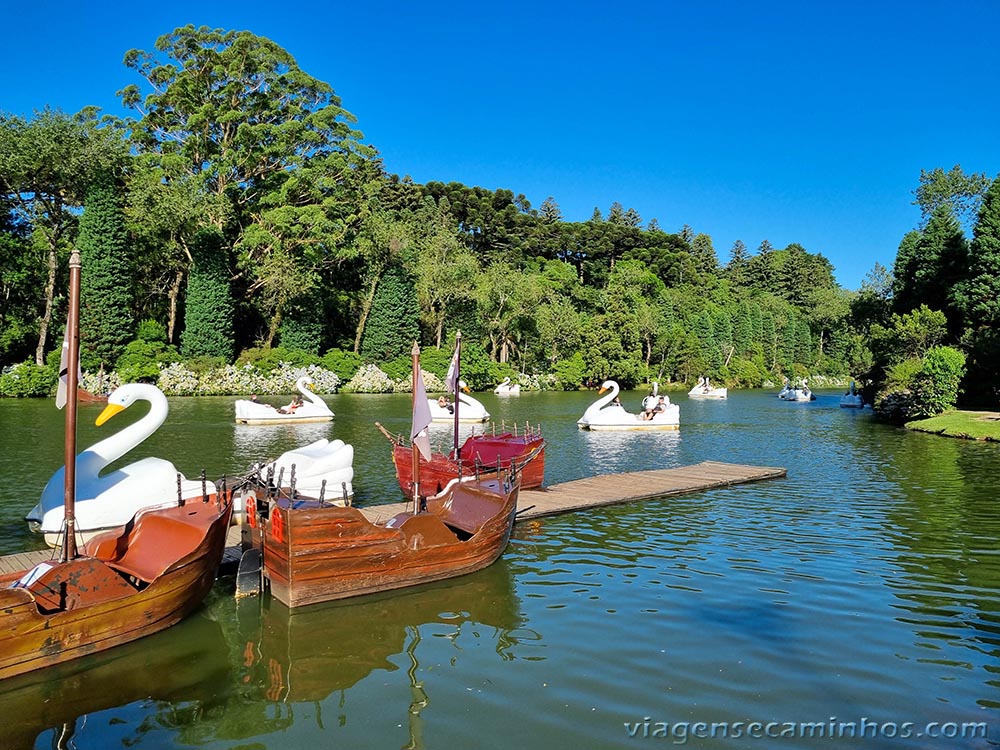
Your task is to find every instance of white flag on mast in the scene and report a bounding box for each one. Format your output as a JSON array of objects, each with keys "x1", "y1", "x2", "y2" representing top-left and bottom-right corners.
[
  {"x1": 54, "y1": 323, "x2": 80, "y2": 410},
  {"x1": 444, "y1": 344, "x2": 460, "y2": 395},
  {"x1": 411, "y1": 369, "x2": 433, "y2": 461}
]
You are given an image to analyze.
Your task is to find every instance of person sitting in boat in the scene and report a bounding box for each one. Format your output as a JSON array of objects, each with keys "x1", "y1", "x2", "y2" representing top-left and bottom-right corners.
[
  {"x1": 278, "y1": 395, "x2": 304, "y2": 414},
  {"x1": 437, "y1": 395, "x2": 454, "y2": 414},
  {"x1": 641, "y1": 395, "x2": 668, "y2": 420}
]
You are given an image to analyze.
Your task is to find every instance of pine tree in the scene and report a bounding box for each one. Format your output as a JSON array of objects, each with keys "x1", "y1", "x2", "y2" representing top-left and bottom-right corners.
[
  {"x1": 359, "y1": 264, "x2": 420, "y2": 362},
  {"x1": 181, "y1": 227, "x2": 235, "y2": 360},
  {"x1": 78, "y1": 171, "x2": 134, "y2": 371},
  {"x1": 608, "y1": 201, "x2": 626, "y2": 226},
  {"x1": 280, "y1": 292, "x2": 324, "y2": 354},
  {"x1": 726, "y1": 240, "x2": 749, "y2": 287},
  {"x1": 539, "y1": 196, "x2": 562, "y2": 223},
  {"x1": 955, "y1": 175, "x2": 1000, "y2": 330},
  {"x1": 893, "y1": 204, "x2": 967, "y2": 336}
]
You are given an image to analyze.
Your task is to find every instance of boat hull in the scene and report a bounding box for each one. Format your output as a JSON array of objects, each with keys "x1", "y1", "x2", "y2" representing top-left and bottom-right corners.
[
  {"x1": 245, "y1": 476, "x2": 520, "y2": 608},
  {"x1": 0, "y1": 494, "x2": 232, "y2": 681}
]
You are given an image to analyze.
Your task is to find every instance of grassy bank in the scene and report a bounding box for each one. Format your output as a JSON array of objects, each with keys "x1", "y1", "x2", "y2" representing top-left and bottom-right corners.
[{"x1": 905, "y1": 410, "x2": 1000, "y2": 441}]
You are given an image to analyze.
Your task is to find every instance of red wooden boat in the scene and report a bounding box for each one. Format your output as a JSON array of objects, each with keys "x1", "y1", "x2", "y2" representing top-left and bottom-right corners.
[
  {"x1": 0, "y1": 251, "x2": 233, "y2": 682},
  {"x1": 378, "y1": 421, "x2": 545, "y2": 498},
  {"x1": 239, "y1": 342, "x2": 521, "y2": 609}
]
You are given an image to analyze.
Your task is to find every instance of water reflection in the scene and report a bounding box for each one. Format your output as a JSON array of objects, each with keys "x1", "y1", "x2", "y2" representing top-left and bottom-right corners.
[
  {"x1": 580, "y1": 430, "x2": 682, "y2": 474},
  {"x1": 232, "y1": 422, "x2": 337, "y2": 469},
  {"x1": 206, "y1": 561, "x2": 528, "y2": 747},
  {"x1": 0, "y1": 608, "x2": 230, "y2": 749}
]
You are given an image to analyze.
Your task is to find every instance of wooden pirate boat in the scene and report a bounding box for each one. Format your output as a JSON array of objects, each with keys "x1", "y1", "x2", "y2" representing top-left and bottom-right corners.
[
  {"x1": 0, "y1": 251, "x2": 233, "y2": 682},
  {"x1": 238, "y1": 342, "x2": 521, "y2": 609}
]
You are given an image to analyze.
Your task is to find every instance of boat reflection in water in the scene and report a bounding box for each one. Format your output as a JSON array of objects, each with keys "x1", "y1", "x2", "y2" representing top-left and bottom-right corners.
[
  {"x1": 235, "y1": 560, "x2": 525, "y2": 705},
  {"x1": 0, "y1": 610, "x2": 230, "y2": 749}
]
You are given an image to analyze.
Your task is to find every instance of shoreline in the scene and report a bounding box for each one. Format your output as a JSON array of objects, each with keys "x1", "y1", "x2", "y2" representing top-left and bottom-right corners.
[{"x1": 905, "y1": 410, "x2": 1000, "y2": 442}]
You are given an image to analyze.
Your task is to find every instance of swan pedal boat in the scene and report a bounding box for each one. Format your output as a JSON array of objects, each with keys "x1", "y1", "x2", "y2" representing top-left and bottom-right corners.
[
  {"x1": 27, "y1": 383, "x2": 220, "y2": 548},
  {"x1": 493, "y1": 377, "x2": 521, "y2": 395},
  {"x1": 255, "y1": 438, "x2": 355, "y2": 503},
  {"x1": 777, "y1": 380, "x2": 816, "y2": 401},
  {"x1": 429, "y1": 380, "x2": 490, "y2": 423},
  {"x1": 840, "y1": 381, "x2": 865, "y2": 408},
  {"x1": 578, "y1": 380, "x2": 680, "y2": 431},
  {"x1": 687, "y1": 377, "x2": 728, "y2": 399},
  {"x1": 234, "y1": 375, "x2": 334, "y2": 425}
]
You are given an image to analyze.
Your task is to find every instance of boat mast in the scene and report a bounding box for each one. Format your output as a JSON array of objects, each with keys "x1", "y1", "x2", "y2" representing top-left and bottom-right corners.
[
  {"x1": 452, "y1": 330, "x2": 462, "y2": 459},
  {"x1": 61, "y1": 250, "x2": 81, "y2": 562},
  {"x1": 411, "y1": 341, "x2": 421, "y2": 510}
]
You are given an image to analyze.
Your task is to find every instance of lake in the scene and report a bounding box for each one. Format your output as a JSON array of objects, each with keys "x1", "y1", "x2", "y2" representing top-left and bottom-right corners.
[{"x1": 0, "y1": 388, "x2": 997, "y2": 749}]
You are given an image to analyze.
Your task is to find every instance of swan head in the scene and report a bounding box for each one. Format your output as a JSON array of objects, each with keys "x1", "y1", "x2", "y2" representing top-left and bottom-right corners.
[
  {"x1": 597, "y1": 380, "x2": 617, "y2": 394},
  {"x1": 458, "y1": 380, "x2": 471, "y2": 393},
  {"x1": 96, "y1": 383, "x2": 165, "y2": 426}
]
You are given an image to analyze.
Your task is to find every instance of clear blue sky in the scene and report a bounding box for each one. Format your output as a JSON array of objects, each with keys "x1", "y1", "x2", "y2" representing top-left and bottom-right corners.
[{"x1": 4, "y1": 0, "x2": 999, "y2": 290}]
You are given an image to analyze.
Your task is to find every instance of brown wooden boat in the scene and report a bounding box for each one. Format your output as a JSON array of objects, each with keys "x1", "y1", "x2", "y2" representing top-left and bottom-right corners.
[
  {"x1": 242, "y1": 472, "x2": 518, "y2": 608},
  {"x1": 378, "y1": 422, "x2": 545, "y2": 498},
  {"x1": 240, "y1": 342, "x2": 522, "y2": 609},
  {"x1": 0, "y1": 250, "x2": 234, "y2": 682}
]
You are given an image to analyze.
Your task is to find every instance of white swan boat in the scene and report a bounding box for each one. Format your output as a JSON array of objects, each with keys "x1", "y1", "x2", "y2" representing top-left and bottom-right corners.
[
  {"x1": 840, "y1": 380, "x2": 864, "y2": 408},
  {"x1": 256, "y1": 437, "x2": 355, "y2": 502},
  {"x1": 234, "y1": 376, "x2": 334, "y2": 425},
  {"x1": 26, "y1": 383, "x2": 216, "y2": 547},
  {"x1": 429, "y1": 380, "x2": 490, "y2": 423},
  {"x1": 688, "y1": 376, "x2": 728, "y2": 399},
  {"x1": 578, "y1": 380, "x2": 680, "y2": 430},
  {"x1": 494, "y1": 377, "x2": 521, "y2": 395},
  {"x1": 778, "y1": 379, "x2": 815, "y2": 402}
]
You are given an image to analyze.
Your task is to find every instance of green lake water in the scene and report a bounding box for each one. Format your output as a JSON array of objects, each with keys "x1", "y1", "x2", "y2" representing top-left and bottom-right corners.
[{"x1": 0, "y1": 389, "x2": 997, "y2": 749}]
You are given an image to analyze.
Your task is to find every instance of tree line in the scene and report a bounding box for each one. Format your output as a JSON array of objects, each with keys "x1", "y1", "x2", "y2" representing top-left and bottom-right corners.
[{"x1": 1, "y1": 26, "x2": 996, "y2": 420}]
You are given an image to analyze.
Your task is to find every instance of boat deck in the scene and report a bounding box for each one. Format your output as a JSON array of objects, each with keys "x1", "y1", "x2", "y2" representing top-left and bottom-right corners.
[{"x1": 1, "y1": 461, "x2": 785, "y2": 577}]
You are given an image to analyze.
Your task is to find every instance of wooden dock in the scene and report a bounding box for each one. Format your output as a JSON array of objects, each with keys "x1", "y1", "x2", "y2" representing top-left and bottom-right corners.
[
  {"x1": 1, "y1": 461, "x2": 785, "y2": 576},
  {"x1": 358, "y1": 460, "x2": 785, "y2": 524}
]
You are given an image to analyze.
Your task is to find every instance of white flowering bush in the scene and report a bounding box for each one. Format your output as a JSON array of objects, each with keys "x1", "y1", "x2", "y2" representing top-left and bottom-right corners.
[
  {"x1": 342, "y1": 364, "x2": 395, "y2": 393},
  {"x1": 154, "y1": 361, "x2": 341, "y2": 396}
]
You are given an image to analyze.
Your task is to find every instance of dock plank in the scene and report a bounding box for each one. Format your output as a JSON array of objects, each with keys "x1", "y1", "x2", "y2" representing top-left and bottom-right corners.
[{"x1": 2, "y1": 461, "x2": 785, "y2": 576}]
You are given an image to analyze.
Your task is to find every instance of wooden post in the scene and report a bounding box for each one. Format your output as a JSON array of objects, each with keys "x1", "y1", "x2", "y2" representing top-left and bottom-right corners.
[
  {"x1": 61, "y1": 250, "x2": 81, "y2": 562},
  {"x1": 452, "y1": 330, "x2": 462, "y2": 460},
  {"x1": 411, "y1": 341, "x2": 421, "y2": 511}
]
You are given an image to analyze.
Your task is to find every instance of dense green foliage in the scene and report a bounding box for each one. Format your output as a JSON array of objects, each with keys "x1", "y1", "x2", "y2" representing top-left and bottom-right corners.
[
  {"x1": 78, "y1": 172, "x2": 134, "y2": 371},
  {"x1": 1, "y1": 27, "x2": 997, "y2": 421},
  {"x1": 359, "y1": 265, "x2": 420, "y2": 363},
  {"x1": 181, "y1": 228, "x2": 235, "y2": 360}
]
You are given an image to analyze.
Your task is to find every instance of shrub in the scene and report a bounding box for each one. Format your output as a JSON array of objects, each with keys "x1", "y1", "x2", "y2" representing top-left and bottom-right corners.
[
  {"x1": 320, "y1": 348, "x2": 362, "y2": 381},
  {"x1": 115, "y1": 339, "x2": 181, "y2": 384},
  {"x1": 0, "y1": 361, "x2": 57, "y2": 397},
  {"x1": 874, "y1": 347, "x2": 966, "y2": 421},
  {"x1": 552, "y1": 353, "x2": 586, "y2": 390},
  {"x1": 236, "y1": 346, "x2": 322, "y2": 373}
]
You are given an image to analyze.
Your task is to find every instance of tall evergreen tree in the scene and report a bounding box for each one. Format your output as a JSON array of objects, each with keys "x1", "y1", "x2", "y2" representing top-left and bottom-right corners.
[
  {"x1": 726, "y1": 240, "x2": 750, "y2": 287},
  {"x1": 691, "y1": 233, "x2": 718, "y2": 272},
  {"x1": 733, "y1": 300, "x2": 753, "y2": 356},
  {"x1": 892, "y1": 204, "x2": 967, "y2": 336},
  {"x1": 539, "y1": 196, "x2": 562, "y2": 223},
  {"x1": 359, "y1": 264, "x2": 420, "y2": 362},
  {"x1": 954, "y1": 175, "x2": 1000, "y2": 403},
  {"x1": 608, "y1": 201, "x2": 627, "y2": 226},
  {"x1": 955, "y1": 175, "x2": 1000, "y2": 331},
  {"x1": 623, "y1": 207, "x2": 642, "y2": 228},
  {"x1": 181, "y1": 227, "x2": 235, "y2": 360},
  {"x1": 279, "y1": 292, "x2": 324, "y2": 354},
  {"x1": 78, "y1": 171, "x2": 134, "y2": 371}
]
